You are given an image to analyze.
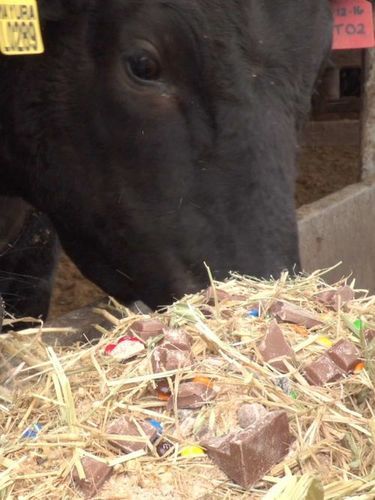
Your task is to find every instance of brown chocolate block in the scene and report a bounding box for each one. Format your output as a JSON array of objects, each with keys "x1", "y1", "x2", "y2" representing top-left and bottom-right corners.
[
  {"x1": 167, "y1": 382, "x2": 216, "y2": 410},
  {"x1": 315, "y1": 286, "x2": 354, "y2": 311},
  {"x1": 304, "y1": 355, "x2": 343, "y2": 386},
  {"x1": 163, "y1": 329, "x2": 192, "y2": 350},
  {"x1": 238, "y1": 404, "x2": 267, "y2": 429},
  {"x1": 259, "y1": 321, "x2": 295, "y2": 373},
  {"x1": 365, "y1": 329, "x2": 375, "y2": 344},
  {"x1": 205, "y1": 286, "x2": 231, "y2": 305},
  {"x1": 128, "y1": 319, "x2": 165, "y2": 342},
  {"x1": 107, "y1": 416, "x2": 158, "y2": 453},
  {"x1": 202, "y1": 410, "x2": 291, "y2": 489},
  {"x1": 199, "y1": 305, "x2": 214, "y2": 318},
  {"x1": 327, "y1": 339, "x2": 362, "y2": 373},
  {"x1": 72, "y1": 456, "x2": 113, "y2": 498},
  {"x1": 270, "y1": 301, "x2": 323, "y2": 329},
  {"x1": 151, "y1": 344, "x2": 192, "y2": 373},
  {"x1": 206, "y1": 286, "x2": 246, "y2": 304},
  {"x1": 314, "y1": 289, "x2": 335, "y2": 305},
  {"x1": 155, "y1": 379, "x2": 171, "y2": 395}
]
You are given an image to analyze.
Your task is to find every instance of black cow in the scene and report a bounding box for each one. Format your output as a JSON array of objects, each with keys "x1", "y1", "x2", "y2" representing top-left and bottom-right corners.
[
  {"x1": 0, "y1": 0, "x2": 332, "y2": 319},
  {"x1": 0, "y1": 197, "x2": 58, "y2": 320}
]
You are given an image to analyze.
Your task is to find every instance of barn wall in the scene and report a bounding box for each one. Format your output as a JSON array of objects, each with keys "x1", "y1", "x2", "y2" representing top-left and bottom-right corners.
[
  {"x1": 361, "y1": 48, "x2": 375, "y2": 179},
  {"x1": 298, "y1": 47, "x2": 375, "y2": 292},
  {"x1": 298, "y1": 178, "x2": 375, "y2": 291}
]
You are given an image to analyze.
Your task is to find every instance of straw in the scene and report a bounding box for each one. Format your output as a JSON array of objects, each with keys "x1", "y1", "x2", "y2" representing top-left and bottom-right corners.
[{"x1": 0, "y1": 269, "x2": 374, "y2": 498}]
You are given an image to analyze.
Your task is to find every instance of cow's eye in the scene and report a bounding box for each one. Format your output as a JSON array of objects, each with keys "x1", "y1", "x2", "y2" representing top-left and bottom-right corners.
[{"x1": 127, "y1": 52, "x2": 161, "y2": 82}]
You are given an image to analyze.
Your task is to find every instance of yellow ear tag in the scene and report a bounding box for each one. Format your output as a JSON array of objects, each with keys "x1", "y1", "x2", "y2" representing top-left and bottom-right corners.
[{"x1": 0, "y1": 0, "x2": 44, "y2": 55}]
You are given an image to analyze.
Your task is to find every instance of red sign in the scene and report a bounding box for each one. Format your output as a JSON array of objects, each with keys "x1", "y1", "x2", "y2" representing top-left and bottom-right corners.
[{"x1": 332, "y1": 0, "x2": 375, "y2": 49}]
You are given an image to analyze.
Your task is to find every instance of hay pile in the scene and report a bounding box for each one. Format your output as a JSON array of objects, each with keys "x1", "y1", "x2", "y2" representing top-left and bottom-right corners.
[{"x1": 1, "y1": 270, "x2": 375, "y2": 499}]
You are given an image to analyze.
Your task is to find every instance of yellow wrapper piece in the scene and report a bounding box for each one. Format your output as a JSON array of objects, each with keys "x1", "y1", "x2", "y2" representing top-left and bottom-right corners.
[
  {"x1": 316, "y1": 336, "x2": 333, "y2": 347},
  {"x1": 180, "y1": 446, "x2": 205, "y2": 457}
]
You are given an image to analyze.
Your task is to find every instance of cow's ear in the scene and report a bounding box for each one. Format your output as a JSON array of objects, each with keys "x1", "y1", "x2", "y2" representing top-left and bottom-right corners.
[{"x1": 38, "y1": 0, "x2": 90, "y2": 21}]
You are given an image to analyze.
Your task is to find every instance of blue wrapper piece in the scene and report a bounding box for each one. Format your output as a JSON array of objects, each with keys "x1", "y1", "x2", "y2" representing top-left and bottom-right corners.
[
  {"x1": 146, "y1": 419, "x2": 163, "y2": 434},
  {"x1": 22, "y1": 423, "x2": 43, "y2": 439},
  {"x1": 247, "y1": 308, "x2": 259, "y2": 318}
]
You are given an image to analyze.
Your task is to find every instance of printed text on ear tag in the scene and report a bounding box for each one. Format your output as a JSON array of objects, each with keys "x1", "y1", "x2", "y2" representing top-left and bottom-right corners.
[
  {"x1": 0, "y1": 0, "x2": 44, "y2": 55},
  {"x1": 332, "y1": 0, "x2": 375, "y2": 50}
]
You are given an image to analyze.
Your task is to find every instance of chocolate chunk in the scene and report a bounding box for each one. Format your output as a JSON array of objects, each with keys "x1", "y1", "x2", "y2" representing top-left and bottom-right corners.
[
  {"x1": 270, "y1": 301, "x2": 323, "y2": 329},
  {"x1": 315, "y1": 286, "x2": 354, "y2": 311},
  {"x1": 156, "y1": 440, "x2": 174, "y2": 457},
  {"x1": 304, "y1": 355, "x2": 343, "y2": 386},
  {"x1": 155, "y1": 379, "x2": 171, "y2": 396},
  {"x1": 205, "y1": 286, "x2": 245, "y2": 305},
  {"x1": 163, "y1": 329, "x2": 192, "y2": 350},
  {"x1": 205, "y1": 287, "x2": 231, "y2": 305},
  {"x1": 199, "y1": 305, "x2": 214, "y2": 318},
  {"x1": 259, "y1": 321, "x2": 295, "y2": 373},
  {"x1": 202, "y1": 410, "x2": 291, "y2": 489},
  {"x1": 314, "y1": 290, "x2": 336, "y2": 306},
  {"x1": 167, "y1": 382, "x2": 216, "y2": 410},
  {"x1": 107, "y1": 416, "x2": 158, "y2": 453},
  {"x1": 327, "y1": 339, "x2": 362, "y2": 373},
  {"x1": 151, "y1": 345, "x2": 192, "y2": 373},
  {"x1": 128, "y1": 319, "x2": 165, "y2": 342},
  {"x1": 238, "y1": 404, "x2": 267, "y2": 429},
  {"x1": 365, "y1": 329, "x2": 375, "y2": 345},
  {"x1": 72, "y1": 456, "x2": 113, "y2": 498}
]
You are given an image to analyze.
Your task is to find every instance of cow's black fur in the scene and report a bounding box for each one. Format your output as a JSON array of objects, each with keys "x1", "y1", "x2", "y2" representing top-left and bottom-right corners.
[
  {"x1": 0, "y1": 199, "x2": 58, "y2": 321},
  {"x1": 0, "y1": 0, "x2": 332, "y2": 316}
]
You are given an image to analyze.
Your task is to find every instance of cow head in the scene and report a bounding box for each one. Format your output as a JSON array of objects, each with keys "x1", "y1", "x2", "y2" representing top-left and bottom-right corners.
[
  {"x1": 11, "y1": 0, "x2": 332, "y2": 308},
  {"x1": 38, "y1": 0, "x2": 90, "y2": 21}
]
